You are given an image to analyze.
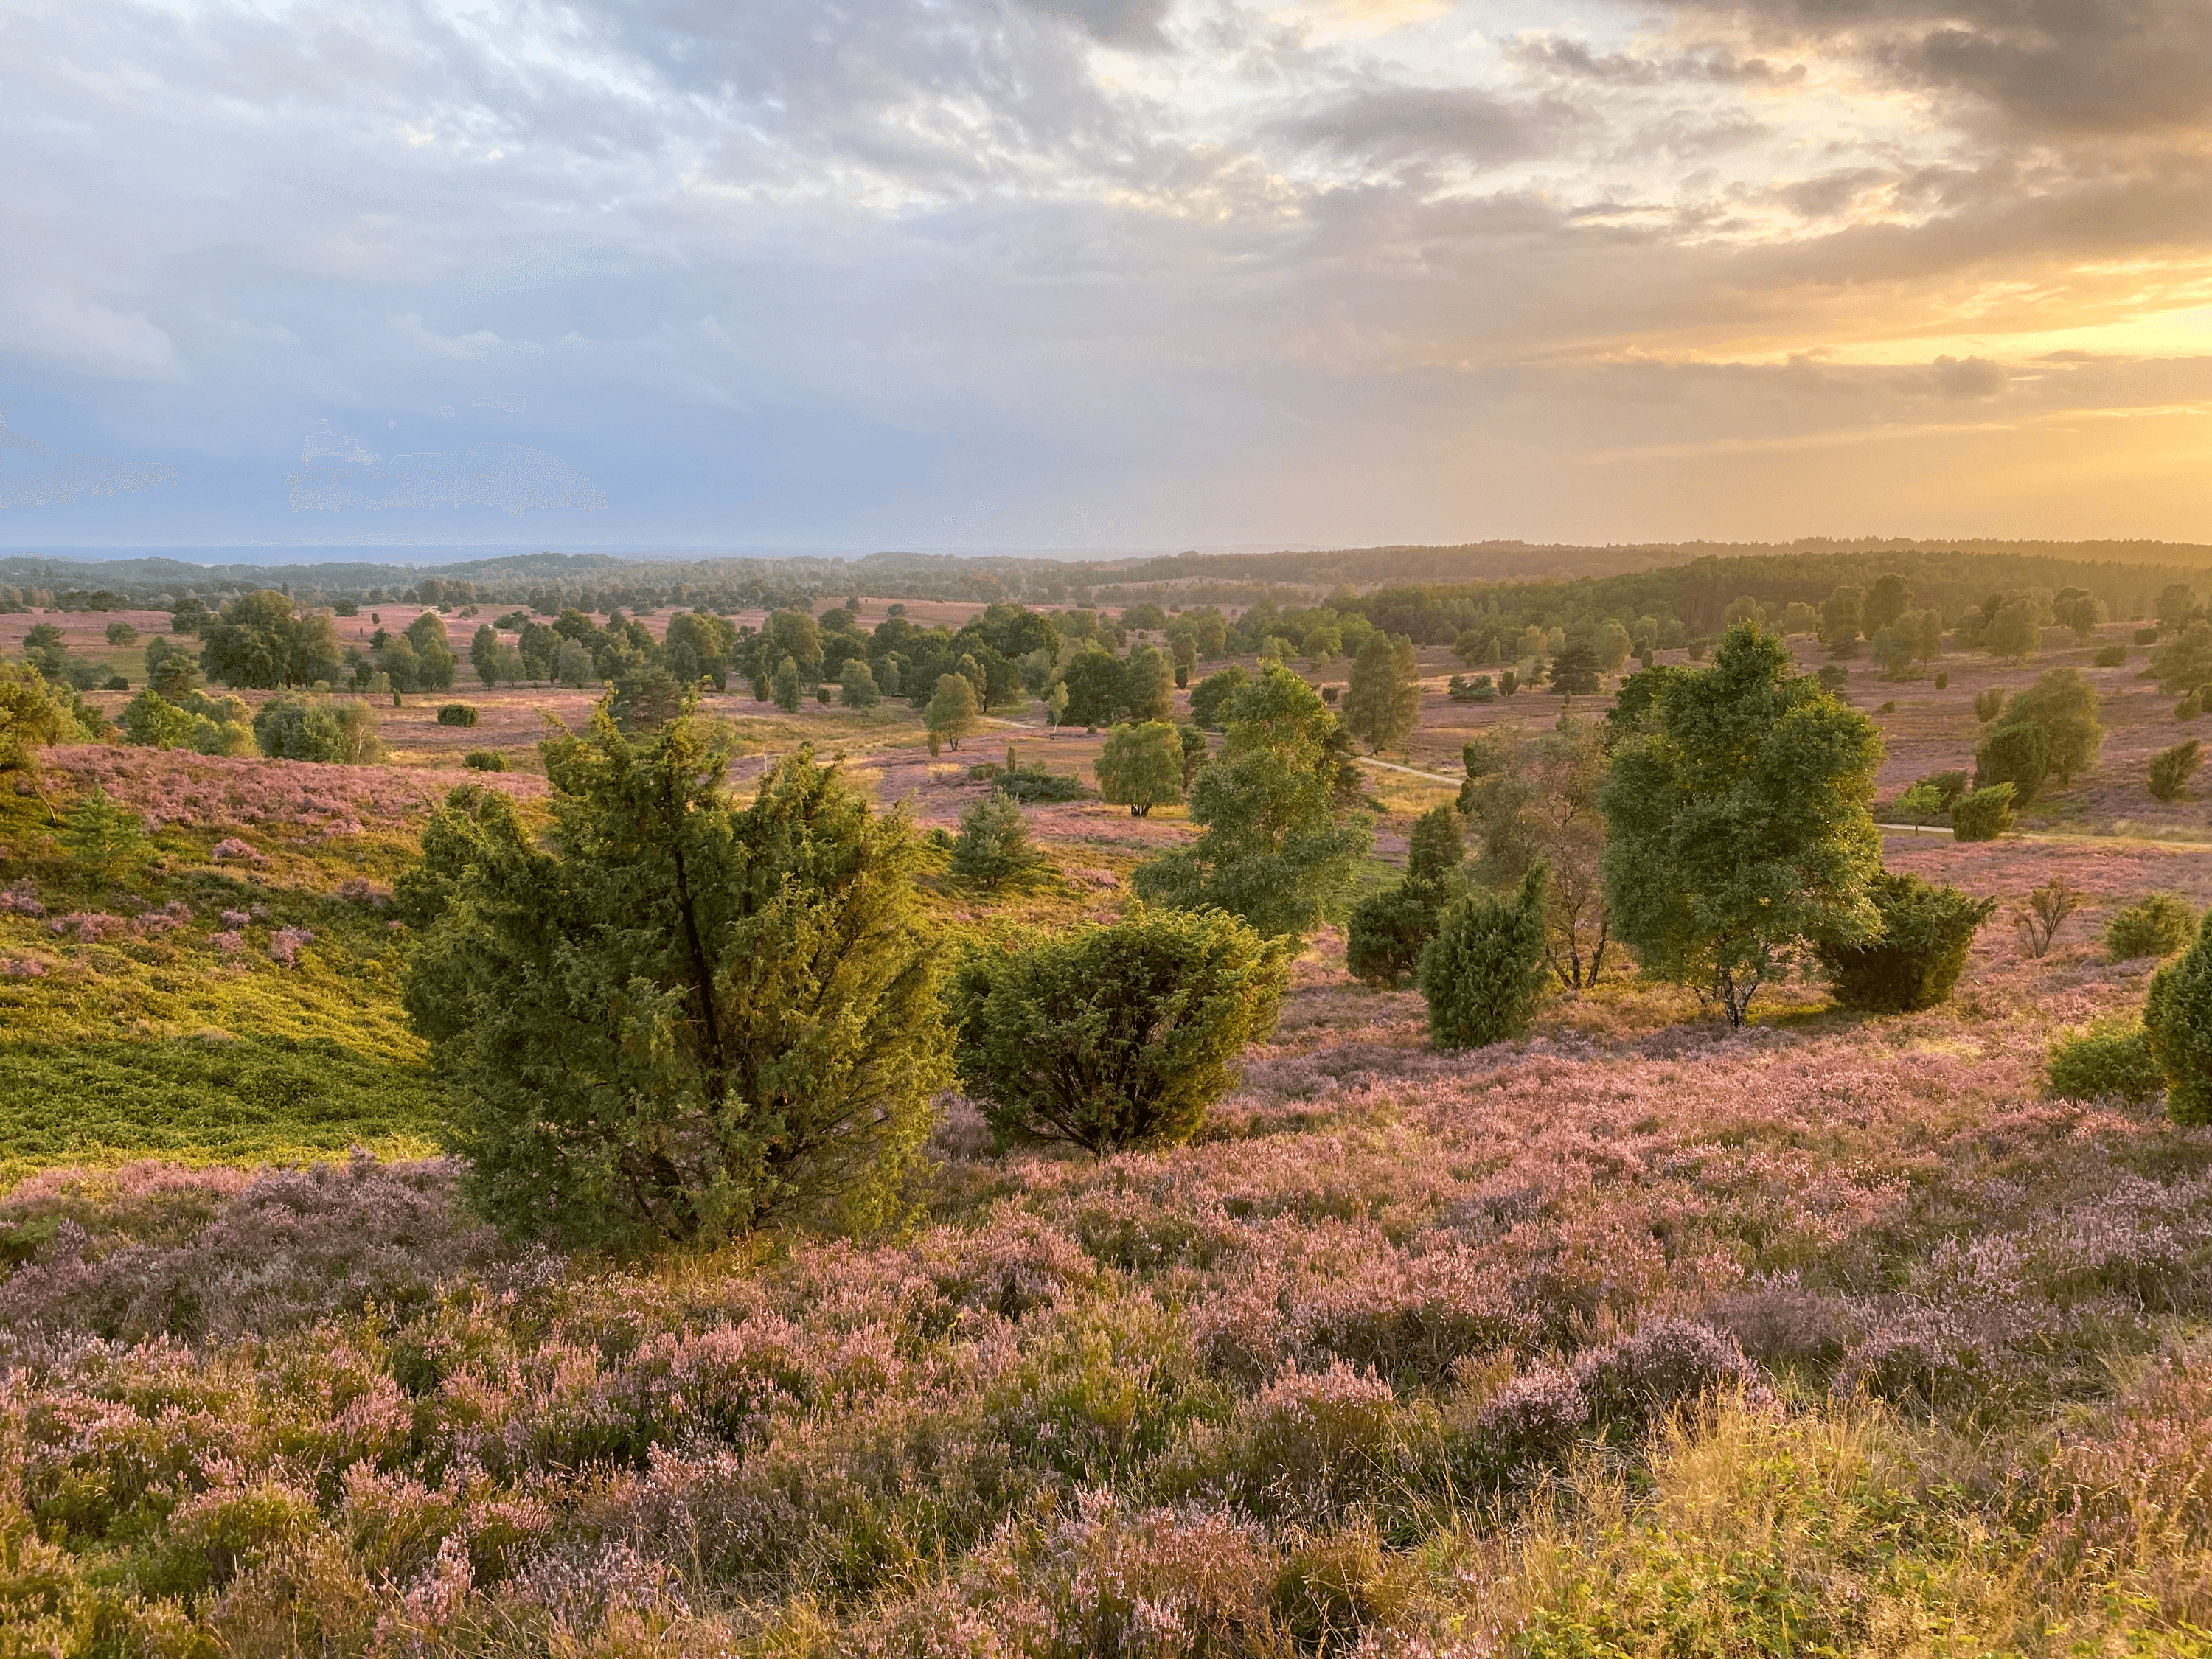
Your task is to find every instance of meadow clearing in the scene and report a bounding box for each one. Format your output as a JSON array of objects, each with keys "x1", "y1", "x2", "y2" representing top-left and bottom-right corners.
[{"x1": 1, "y1": 594, "x2": 2210, "y2": 1655}]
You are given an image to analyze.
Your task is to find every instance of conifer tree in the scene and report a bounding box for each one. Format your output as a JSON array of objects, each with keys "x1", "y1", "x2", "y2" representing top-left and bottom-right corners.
[{"x1": 401, "y1": 708, "x2": 947, "y2": 1245}]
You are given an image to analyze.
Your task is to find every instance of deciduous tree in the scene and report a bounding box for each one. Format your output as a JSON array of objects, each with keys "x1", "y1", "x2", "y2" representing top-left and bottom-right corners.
[{"x1": 1096, "y1": 720, "x2": 1184, "y2": 817}]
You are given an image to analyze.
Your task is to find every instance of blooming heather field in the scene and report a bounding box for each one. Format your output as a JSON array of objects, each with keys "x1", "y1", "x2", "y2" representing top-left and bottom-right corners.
[
  {"x1": 4, "y1": 603, "x2": 2212, "y2": 1655},
  {"x1": 7, "y1": 706, "x2": 2212, "y2": 1651}
]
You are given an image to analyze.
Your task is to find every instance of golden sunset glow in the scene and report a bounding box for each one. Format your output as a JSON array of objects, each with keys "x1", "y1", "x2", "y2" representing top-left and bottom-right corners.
[{"x1": 1, "y1": 0, "x2": 2208, "y2": 545}]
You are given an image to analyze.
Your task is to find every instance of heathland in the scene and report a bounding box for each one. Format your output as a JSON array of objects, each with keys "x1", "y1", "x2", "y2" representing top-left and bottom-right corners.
[{"x1": 1, "y1": 554, "x2": 2211, "y2": 1657}]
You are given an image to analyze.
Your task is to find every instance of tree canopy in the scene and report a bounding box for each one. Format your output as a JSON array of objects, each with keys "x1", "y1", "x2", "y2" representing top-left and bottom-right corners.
[
  {"x1": 1601, "y1": 625, "x2": 1883, "y2": 1024},
  {"x1": 1133, "y1": 667, "x2": 1371, "y2": 942},
  {"x1": 198, "y1": 591, "x2": 344, "y2": 689}
]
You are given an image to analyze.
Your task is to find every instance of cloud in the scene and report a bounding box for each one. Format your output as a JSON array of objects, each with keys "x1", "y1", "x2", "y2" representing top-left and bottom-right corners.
[
  {"x1": 0, "y1": 0, "x2": 2208, "y2": 549},
  {"x1": 1508, "y1": 35, "x2": 1804, "y2": 86},
  {"x1": 1015, "y1": 0, "x2": 1173, "y2": 48},
  {"x1": 1272, "y1": 86, "x2": 1579, "y2": 166},
  {"x1": 1666, "y1": 0, "x2": 2212, "y2": 136},
  {"x1": 288, "y1": 444, "x2": 607, "y2": 517},
  {"x1": 0, "y1": 411, "x2": 177, "y2": 509}
]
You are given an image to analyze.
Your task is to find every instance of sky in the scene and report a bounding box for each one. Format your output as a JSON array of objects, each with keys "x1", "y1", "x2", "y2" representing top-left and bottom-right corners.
[{"x1": 1, "y1": 0, "x2": 2208, "y2": 554}]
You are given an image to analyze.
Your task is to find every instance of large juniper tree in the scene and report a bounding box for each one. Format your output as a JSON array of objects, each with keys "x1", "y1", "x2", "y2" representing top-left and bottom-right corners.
[
  {"x1": 1601, "y1": 624, "x2": 1883, "y2": 1025},
  {"x1": 400, "y1": 703, "x2": 947, "y2": 1245}
]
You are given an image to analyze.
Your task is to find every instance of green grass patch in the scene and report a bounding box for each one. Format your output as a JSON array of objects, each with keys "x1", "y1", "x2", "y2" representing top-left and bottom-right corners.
[{"x1": 0, "y1": 1037, "x2": 444, "y2": 1186}]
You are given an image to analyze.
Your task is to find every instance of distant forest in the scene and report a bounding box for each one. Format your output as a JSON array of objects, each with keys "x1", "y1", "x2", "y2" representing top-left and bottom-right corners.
[{"x1": 4, "y1": 538, "x2": 2210, "y2": 644}]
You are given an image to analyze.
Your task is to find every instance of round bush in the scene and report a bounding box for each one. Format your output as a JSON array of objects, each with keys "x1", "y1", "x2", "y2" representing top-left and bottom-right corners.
[
  {"x1": 1975, "y1": 720, "x2": 2048, "y2": 805},
  {"x1": 2046, "y1": 1023, "x2": 2164, "y2": 1106},
  {"x1": 949, "y1": 908, "x2": 1289, "y2": 1152},
  {"x1": 2146, "y1": 918, "x2": 2212, "y2": 1125},
  {"x1": 462, "y1": 749, "x2": 510, "y2": 772},
  {"x1": 1950, "y1": 782, "x2": 2015, "y2": 842},
  {"x1": 1816, "y1": 870, "x2": 1994, "y2": 1013},
  {"x1": 1416, "y1": 868, "x2": 1548, "y2": 1050},
  {"x1": 1345, "y1": 880, "x2": 1444, "y2": 988},
  {"x1": 2107, "y1": 894, "x2": 2198, "y2": 961},
  {"x1": 436, "y1": 703, "x2": 480, "y2": 727}
]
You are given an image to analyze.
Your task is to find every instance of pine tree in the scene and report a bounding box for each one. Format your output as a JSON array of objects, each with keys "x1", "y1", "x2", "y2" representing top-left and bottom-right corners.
[
  {"x1": 470, "y1": 624, "x2": 500, "y2": 688},
  {"x1": 1345, "y1": 632, "x2": 1419, "y2": 750},
  {"x1": 1601, "y1": 625, "x2": 1882, "y2": 1025},
  {"x1": 839, "y1": 658, "x2": 881, "y2": 709},
  {"x1": 60, "y1": 787, "x2": 145, "y2": 880},
  {"x1": 950, "y1": 790, "x2": 1040, "y2": 889},
  {"x1": 771, "y1": 654, "x2": 805, "y2": 713}
]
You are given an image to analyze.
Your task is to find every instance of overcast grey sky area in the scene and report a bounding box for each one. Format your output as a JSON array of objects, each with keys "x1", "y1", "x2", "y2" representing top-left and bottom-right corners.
[{"x1": 2, "y1": 0, "x2": 2208, "y2": 556}]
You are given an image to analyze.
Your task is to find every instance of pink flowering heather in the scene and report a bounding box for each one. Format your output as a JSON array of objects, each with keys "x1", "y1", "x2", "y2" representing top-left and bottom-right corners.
[
  {"x1": 0, "y1": 880, "x2": 45, "y2": 918},
  {"x1": 45, "y1": 743, "x2": 542, "y2": 836},
  {"x1": 267, "y1": 925, "x2": 316, "y2": 966},
  {"x1": 209, "y1": 836, "x2": 266, "y2": 863},
  {"x1": 46, "y1": 911, "x2": 128, "y2": 943},
  {"x1": 0, "y1": 827, "x2": 2207, "y2": 1650}
]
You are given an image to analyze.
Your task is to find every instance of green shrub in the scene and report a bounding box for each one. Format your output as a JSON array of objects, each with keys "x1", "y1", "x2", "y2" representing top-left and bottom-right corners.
[
  {"x1": 2149, "y1": 740, "x2": 2202, "y2": 801},
  {"x1": 2046, "y1": 1023, "x2": 2164, "y2": 1105},
  {"x1": 1417, "y1": 868, "x2": 1548, "y2": 1049},
  {"x1": 1924, "y1": 768, "x2": 1972, "y2": 804},
  {"x1": 403, "y1": 717, "x2": 947, "y2": 1244},
  {"x1": 1815, "y1": 871, "x2": 1994, "y2": 1012},
  {"x1": 1973, "y1": 686, "x2": 2005, "y2": 722},
  {"x1": 436, "y1": 703, "x2": 479, "y2": 727},
  {"x1": 122, "y1": 688, "x2": 196, "y2": 751},
  {"x1": 950, "y1": 790, "x2": 1042, "y2": 890},
  {"x1": 2093, "y1": 644, "x2": 2127, "y2": 667},
  {"x1": 252, "y1": 695, "x2": 384, "y2": 764},
  {"x1": 1346, "y1": 880, "x2": 1446, "y2": 988},
  {"x1": 2135, "y1": 625, "x2": 2162, "y2": 645},
  {"x1": 1950, "y1": 782, "x2": 2014, "y2": 842},
  {"x1": 1975, "y1": 720, "x2": 2048, "y2": 805},
  {"x1": 2177, "y1": 692, "x2": 2202, "y2": 721},
  {"x1": 463, "y1": 750, "x2": 509, "y2": 772},
  {"x1": 949, "y1": 908, "x2": 1288, "y2": 1152},
  {"x1": 2107, "y1": 894, "x2": 2198, "y2": 961},
  {"x1": 1933, "y1": 672, "x2": 1948, "y2": 689},
  {"x1": 963, "y1": 761, "x2": 1086, "y2": 803},
  {"x1": 2146, "y1": 915, "x2": 2212, "y2": 1125}
]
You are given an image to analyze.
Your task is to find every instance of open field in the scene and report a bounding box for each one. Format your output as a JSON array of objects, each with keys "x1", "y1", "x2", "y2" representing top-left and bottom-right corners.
[
  {"x1": 7, "y1": 676, "x2": 2212, "y2": 1650},
  {"x1": 6, "y1": 589, "x2": 2212, "y2": 1654}
]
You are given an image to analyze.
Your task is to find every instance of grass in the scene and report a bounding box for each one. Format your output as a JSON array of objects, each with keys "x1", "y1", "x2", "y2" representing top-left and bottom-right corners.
[
  {"x1": 0, "y1": 1037, "x2": 443, "y2": 1183},
  {"x1": 0, "y1": 778, "x2": 440, "y2": 1182}
]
